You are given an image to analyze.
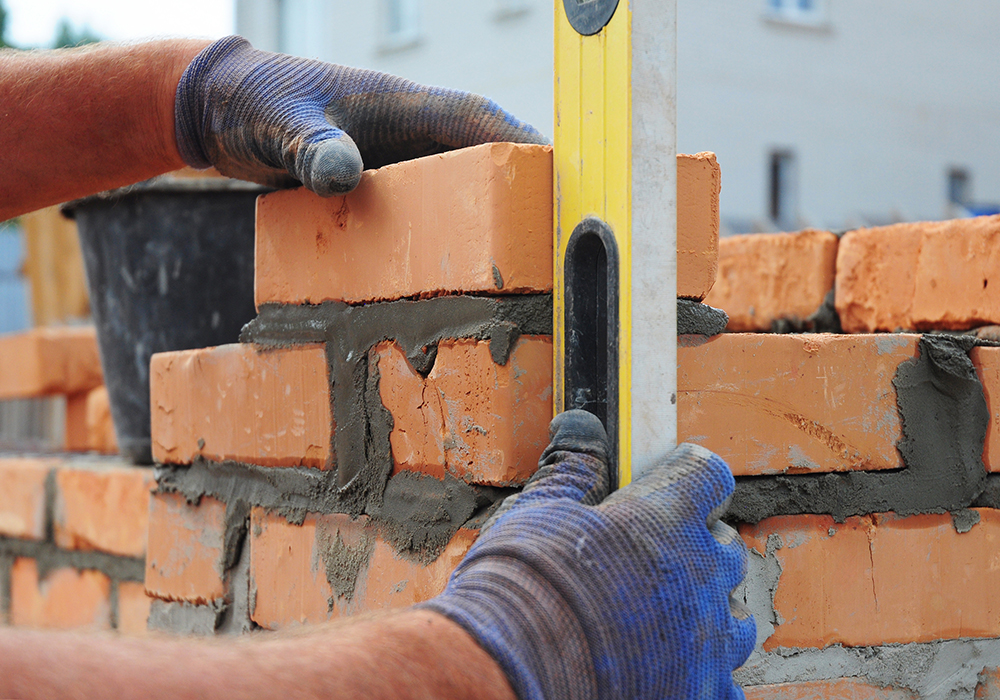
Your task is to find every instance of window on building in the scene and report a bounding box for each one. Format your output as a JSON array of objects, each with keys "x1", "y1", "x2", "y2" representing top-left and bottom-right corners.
[
  {"x1": 948, "y1": 168, "x2": 971, "y2": 207},
  {"x1": 769, "y1": 150, "x2": 798, "y2": 228},
  {"x1": 766, "y1": 0, "x2": 827, "y2": 25},
  {"x1": 385, "y1": 0, "x2": 420, "y2": 44}
]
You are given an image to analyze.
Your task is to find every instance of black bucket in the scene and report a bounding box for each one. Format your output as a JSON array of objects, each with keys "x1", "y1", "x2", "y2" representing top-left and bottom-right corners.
[{"x1": 66, "y1": 176, "x2": 268, "y2": 464}]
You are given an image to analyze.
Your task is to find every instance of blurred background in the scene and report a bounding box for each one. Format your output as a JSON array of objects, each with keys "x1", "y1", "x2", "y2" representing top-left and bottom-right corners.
[{"x1": 2, "y1": 0, "x2": 999, "y2": 332}]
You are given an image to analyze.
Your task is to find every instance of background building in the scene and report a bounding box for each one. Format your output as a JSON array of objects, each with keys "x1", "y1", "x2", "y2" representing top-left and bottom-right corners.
[{"x1": 237, "y1": 0, "x2": 1000, "y2": 234}]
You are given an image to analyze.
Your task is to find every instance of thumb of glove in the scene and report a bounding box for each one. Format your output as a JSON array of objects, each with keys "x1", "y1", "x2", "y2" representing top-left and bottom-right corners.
[
  {"x1": 482, "y1": 410, "x2": 611, "y2": 533},
  {"x1": 294, "y1": 131, "x2": 364, "y2": 196}
]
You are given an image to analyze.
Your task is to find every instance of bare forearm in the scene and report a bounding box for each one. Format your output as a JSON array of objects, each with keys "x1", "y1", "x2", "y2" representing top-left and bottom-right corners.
[
  {"x1": 0, "y1": 39, "x2": 209, "y2": 220},
  {"x1": 0, "y1": 609, "x2": 516, "y2": 700}
]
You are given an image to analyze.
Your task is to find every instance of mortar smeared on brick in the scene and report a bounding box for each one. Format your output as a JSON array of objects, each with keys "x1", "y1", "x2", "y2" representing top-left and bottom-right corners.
[
  {"x1": 729, "y1": 335, "x2": 989, "y2": 522},
  {"x1": 677, "y1": 299, "x2": 729, "y2": 336}
]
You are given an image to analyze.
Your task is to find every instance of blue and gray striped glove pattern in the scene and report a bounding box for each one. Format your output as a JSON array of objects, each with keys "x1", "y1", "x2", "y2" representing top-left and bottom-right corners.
[
  {"x1": 175, "y1": 36, "x2": 548, "y2": 195},
  {"x1": 422, "y1": 410, "x2": 756, "y2": 700}
]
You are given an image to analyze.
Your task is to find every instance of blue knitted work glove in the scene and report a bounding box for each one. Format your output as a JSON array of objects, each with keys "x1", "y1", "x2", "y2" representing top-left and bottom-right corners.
[
  {"x1": 421, "y1": 410, "x2": 755, "y2": 700},
  {"x1": 175, "y1": 36, "x2": 548, "y2": 195}
]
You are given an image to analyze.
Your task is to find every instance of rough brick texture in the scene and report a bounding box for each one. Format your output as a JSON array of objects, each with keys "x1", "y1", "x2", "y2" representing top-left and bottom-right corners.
[
  {"x1": 0, "y1": 458, "x2": 52, "y2": 539},
  {"x1": 742, "y1": 509, "x2": 1000, "y2": 649},
  {"x1": 0, "y1": 327, "x2": 102, "y2": 399},
  {"x1": 376, "y1": 336, "x2": 552, "y2": 486},
  {"x1": 836, "y1": 215, "x2": 1000, "y2": 332},
  {"x1": 677, "y1": 333, "x2": 917, "y2": 475},
  {"x1": 972, "y1": 346, "x2": 1000, "y2": 473},
  {"x1": 677, "y1": 152, "x2": 721, "y2": 301},
  {"x1": 85, "y1": 386, "x2": 118, "y2": 453},
  {"x1": 151, "y1": 344, "x2": 331, "y2": 469},
  {"x1": 145, "y1": 492, "x2": 227, "y2": 604},
  {"x1": 255, "y1": 143, "x2": 553, "y2": 306},
  {"x1": 703, "y1": 229, "x2": 838, "y2": 332},
  {"x1": 978, "y1": 668, "x2": 1000, "y2": 700},
  {"x1": 744, "y1": 679, "x2": 916, "y2": 700},
  {"x1": 10, "y1": 558, "x2": 111, "y2": 630},
  {"x1": 53, "y1": 464, "x2": 154, "y2": 557},
  {"x1": 249, "y1": 508, "x2": 475, "y2": 630}
]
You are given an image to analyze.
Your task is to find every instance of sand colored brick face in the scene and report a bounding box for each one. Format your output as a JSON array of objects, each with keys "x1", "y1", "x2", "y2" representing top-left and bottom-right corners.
[
  {"x1": 249, "y1": 508, "x2": 475, "y2": 630},
  {"x1": 53, "y1": 465, "x2": 154, "y2": 557},
  {"x1": 703, "y1": 230, "x2": 838, "y2": 332},
  {"x1": 116, "y1": 581, "x2": 153, "y2": 635},
  {"x1": 85, "y1": 386, "x2": 118, "y2": 453},
  {"x1": 677, "y1": 152, "x2": 721, "y2": 301},
  {"x1": 836, "y1": 215, "x2": 1000, "y2": 332},
  {"x1": 151, "y1": 344, "x2": 331, "y2": 469},
  {"x1": 0, "y1": 458, "x2": 52, "y2": 539},
  {"x1": 145, "y1": 492, "x2": 227, "y2": 604},
  {"x1": 742, "y1": 509, "x2": 1000, "y2": 650},
  {"x1": 376, "y1": 336, "x2": 553, "y2": 485},
  {"x1": 10, "y1": 558, "x2": 111, "y2": 630},
  {"x1": 0, "y1": 326, "x2": 103, "y2": 399},
  {"x1": 744, "y1": 679, "x2": 916, "y2": 700},
  {"x1": 677, "y1": 333, "x2": 917, "y2": 475},
  {"x1": 255, "y1": 143, "x2": 553, "y2": 306}
]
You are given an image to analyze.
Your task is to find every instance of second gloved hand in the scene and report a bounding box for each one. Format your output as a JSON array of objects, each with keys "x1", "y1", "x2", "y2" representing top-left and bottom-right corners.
[
  {"x1": 174, "y1": 36, "x2": 548, "y2": 196},
  {"x1": 421, "y1": 410, "x2": 756, "y2": 700}
]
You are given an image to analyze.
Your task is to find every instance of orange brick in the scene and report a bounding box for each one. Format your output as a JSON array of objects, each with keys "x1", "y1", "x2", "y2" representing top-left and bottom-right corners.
[
  {"x1": 359, "y1": 529, "x2": 476, "y2": 611},
  {"x1": 64, "y1": 391, "x2": 89, "y2": 452},
  {"x1": 0, "y1": 458, "x2": 52, "y2": 539},
  {"x1": 85, "y1": 386, "x2": 118, "y2": 454},
  {"x1": 972, "y1": 346, "x2": 1000, "y2": 472},
  {"x1": 837, "y1": 215, "x2": 1000, "y2": 333},
  {"x1": 255, "y1": 143, "x2": 553, "y2": 306},
  {"x1": 151, "y1": 344, "x2": 331, "y2": 469},
  {"x1": 116, "y1": 580, "x2": 152, "y2": 635},
  {"x1": 744, "y1": 679, "x2": 916, "y2": 700},
  {"x1": 742, "y1": 509, "x2": 1000, "y2": 650},
  {"x1": 145, "y1": 492, "x2": 227, "y2": 604},
  {"x1": 677, "y1": 152, "x2": 721, "y2": 301},
  {"x1": 977, "y1": 668, "x2": 1000, "y2": 700},
  {"x1": 53, "y1": 464, "x2": 154, "y2": 557},
  {"x1": 10, "y1": 558, "x2": 111, "y2": 630},
  {"x1": 703, "y1": 229, "x2": 838, "y2": 332},
  {"x1": 376, "y1": 336, "x2": 552, "y2": 485},
  {"x1": 678, "y1": 333, "x2": 917, "y2": 475},
  {"x1": 0, "y1": 326, "x2": 103, "y2": 399}
]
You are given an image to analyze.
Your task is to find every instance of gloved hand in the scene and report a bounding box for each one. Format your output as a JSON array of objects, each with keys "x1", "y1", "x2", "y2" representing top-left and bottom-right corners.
[
  {"x1": 421, "y1": 410, "x2": 756, "y2": 700},
  {"x1": 174, "y1": 36, "x2": 548, "y2": 196}
]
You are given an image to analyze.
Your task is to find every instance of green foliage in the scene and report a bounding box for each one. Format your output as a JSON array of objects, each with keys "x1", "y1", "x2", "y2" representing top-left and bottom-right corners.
[
  {"x1": 52, "y1": 17, "x2": 101, "y2": 49},
  {"x1": 0, "y1": 0, "x2": 11, "y2": 49}
]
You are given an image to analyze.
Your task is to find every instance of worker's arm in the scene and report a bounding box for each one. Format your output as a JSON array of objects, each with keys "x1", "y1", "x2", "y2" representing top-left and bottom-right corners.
[
  {"x1": 0, "y1": 609, "x2": 516, "y2": 700},
  {"x1": 0, "y1": 40, "x2": 208, "y2": 220},
  {"x1": 0, "y1": 36, "x2": 547, "y2": 221}
]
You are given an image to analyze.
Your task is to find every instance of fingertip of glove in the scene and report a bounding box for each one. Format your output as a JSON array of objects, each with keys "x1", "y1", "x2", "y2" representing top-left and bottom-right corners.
[
  {"x1": 299, "y1": 137, "x2": 364, "y2": 196},
  {"x1": 543, "y1": 410, "x2": 609, "y2": 463}
]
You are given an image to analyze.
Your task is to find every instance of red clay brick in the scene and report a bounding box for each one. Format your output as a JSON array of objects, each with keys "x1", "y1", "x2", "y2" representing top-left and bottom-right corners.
[
  {"x1": 677, "y1": 152, "x2": 721, "y2": 301},
  {"x1": 85, "y1": 386, "x2": 118, "y2": 454},
  {"x1": 145, "y1": 492, "x2": 227, "y2": 604},
  {"x1": 249, "y1": 508, "x2": 475, "y2": 630},
  {"x1": 254, "y1": 143, "x2": 553, "y2": 306},
  {"x1": 0, "y1": 458, "x2": 52, "y2": 540},
  {"x1": 703, "y1": 229, "x2": 838, "y2": 332},
  {"x1": 972, "y1": 346, "x2": 1000, "y2": 473},
  {"x1": 10, "y1": 558, "x2": 111, "y2": 630},
  {"x1": 116, "y1": 580, "x2": 152, "y2": 635},
  {"x1": 53, "y1": 464, "x2": 154, "y2": 557},
  {"x1": 375, "y1": 336, "x2": 552, "y2": 485},
  {"x1": 0, "y1": 327, "x2": 103, "y2": 399},
  {"x1": 977, "y1": 668, "x2": 1000, "y2": 700},
  {"x1": 151, "y1": 344, "x2": 331, "y2": 469},
  {"x1": 837, "y1": 215, "x2": 1000, "y2": 332},
  {"x1": 64, "y1": 391, "x2": 89, "y2": 452},
  {"x1": 677, "y1": 333, "x2": 917, "y2": 475},
  {"x1": 744, "y1": 679, "x2": 916, "y2": 700},
  {"x1": 742, "y1": 509, "x2": 1000, "y2": 650}
]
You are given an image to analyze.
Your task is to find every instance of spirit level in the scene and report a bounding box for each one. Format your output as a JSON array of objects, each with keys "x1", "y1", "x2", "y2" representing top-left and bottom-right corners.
[{"x1": 553, "y1": 0, "x2": 678, "y2": 487}]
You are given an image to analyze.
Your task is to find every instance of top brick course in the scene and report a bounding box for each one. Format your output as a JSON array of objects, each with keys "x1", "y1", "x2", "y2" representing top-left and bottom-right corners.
[{"x1": 0, "y1": 327, "x2": 102, "y2": 399}]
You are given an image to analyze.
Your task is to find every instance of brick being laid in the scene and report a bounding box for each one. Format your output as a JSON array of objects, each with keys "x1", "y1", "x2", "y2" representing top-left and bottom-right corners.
[
  {"x1": 0, "y1": 326, "x2": 103, "y2": 399},
  {"x1": 677, "y1": 152, "x2": 721, "y2": 301},
  {"x1": 703, "y1": 229, "x2": 838, "y2": 332},
  {"x1": 375, "y1": 336, "x2": 552, "y2": 486},
  {"x1": 741, "y1": 509, "x2": 1000, "y2": 650},
  {"x1": 677, "y1": 333, "x2": 918, "y2": 475},
  {"x1": 150, "y1": 343, "x2": 331, "y2": 469},
  {"x1": 836, "y1": 215, "x2": 1000, "y2": 332}
]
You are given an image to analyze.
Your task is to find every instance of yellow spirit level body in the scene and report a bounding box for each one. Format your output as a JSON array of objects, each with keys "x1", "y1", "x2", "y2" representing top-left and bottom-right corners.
[{"x1": 553, "y1": 0, "x2": 678, "y2": 487}]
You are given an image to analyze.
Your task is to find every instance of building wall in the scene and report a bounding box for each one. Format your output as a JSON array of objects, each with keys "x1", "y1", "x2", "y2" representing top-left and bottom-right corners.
[{"x1": 237, "y1": 0, "x2": 1000, "y2": 234}]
